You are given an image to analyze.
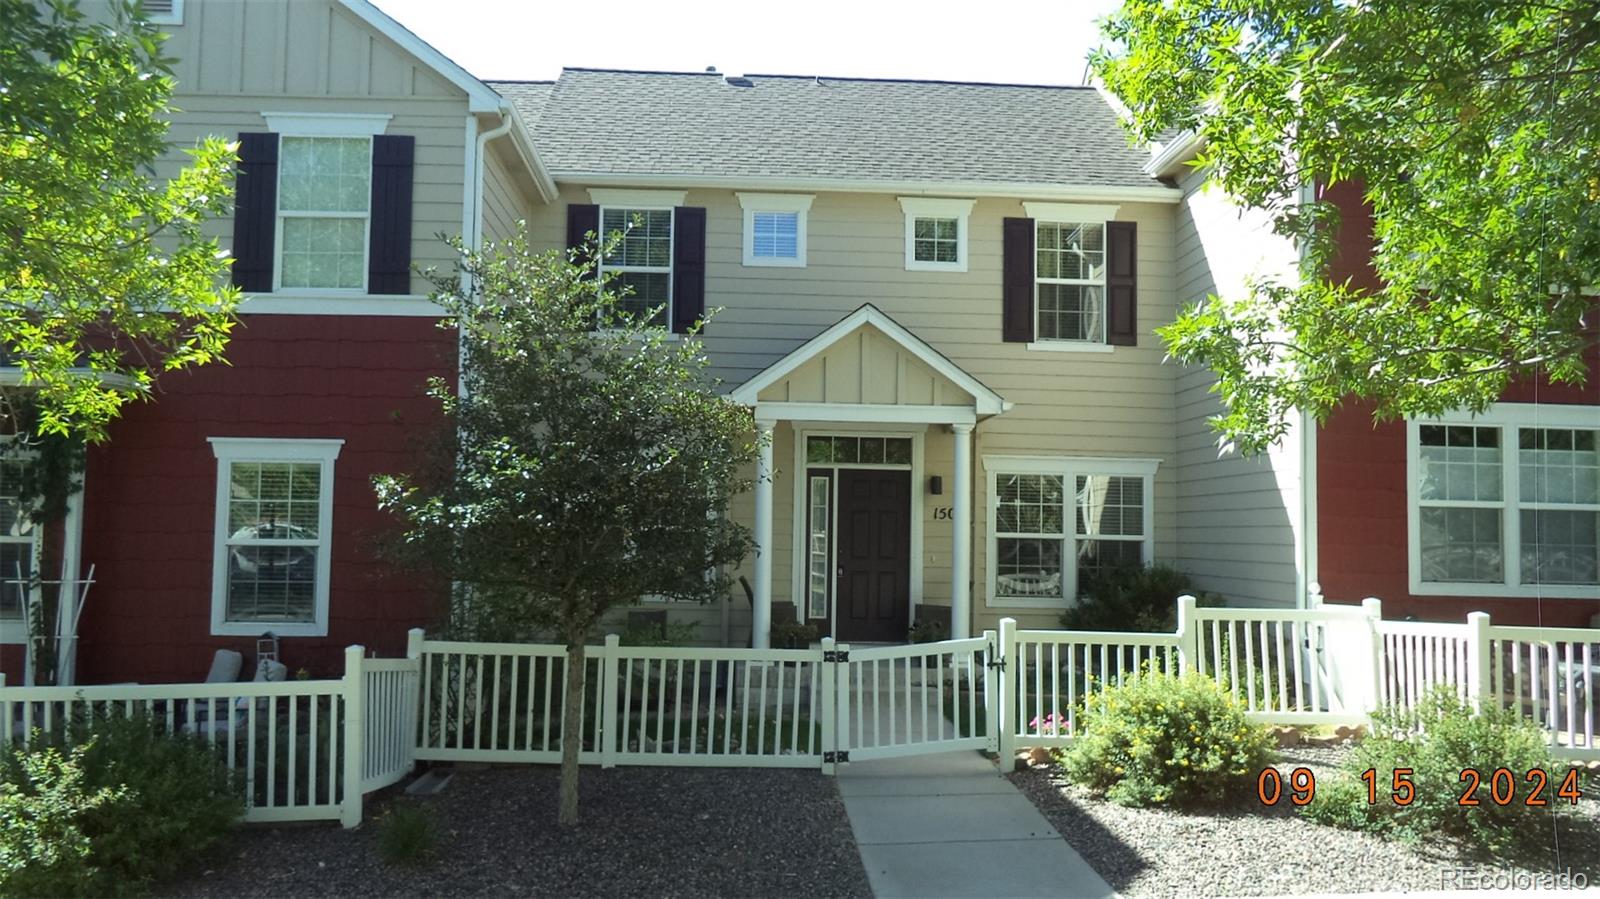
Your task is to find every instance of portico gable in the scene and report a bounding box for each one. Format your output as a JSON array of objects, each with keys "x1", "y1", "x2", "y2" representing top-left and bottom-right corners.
[{"x1": 729, "y1": 305, "x2": 1007, "y2": 647}]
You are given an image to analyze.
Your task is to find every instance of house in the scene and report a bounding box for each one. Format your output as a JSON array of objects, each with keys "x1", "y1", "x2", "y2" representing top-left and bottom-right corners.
[
  {"x1": 4, "y1": 0, "x2": 1592, "y2": 685},
  {"x1": 0, "y1": 0, "x2": 556, "y2": 684},
  {"x1": 1147, "y1": 139, "x2": 1600, "y2": 629}
]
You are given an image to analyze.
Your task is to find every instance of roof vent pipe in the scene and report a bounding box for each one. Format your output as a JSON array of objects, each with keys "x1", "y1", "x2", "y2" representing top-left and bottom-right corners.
[{"x1": 723, "y1": 74, "x2": 754, "y2": 88}]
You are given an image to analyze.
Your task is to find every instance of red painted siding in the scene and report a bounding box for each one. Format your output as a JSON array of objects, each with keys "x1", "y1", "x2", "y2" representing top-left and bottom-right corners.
[
  {"x1": 74, "y1": 315, "x2": 455, "y2": 683},
  {"x1": 1316, "y1": 184, "x2": 1600, "y2": 625}
]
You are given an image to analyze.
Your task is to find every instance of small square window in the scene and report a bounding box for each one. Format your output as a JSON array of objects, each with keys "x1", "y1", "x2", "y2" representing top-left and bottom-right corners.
[
  {"x1": 899, "y1": 197, "x2": 974, "y2": 272},
  {"x1": 738, "y1": 193, "x2": 812, "y2": 267}
]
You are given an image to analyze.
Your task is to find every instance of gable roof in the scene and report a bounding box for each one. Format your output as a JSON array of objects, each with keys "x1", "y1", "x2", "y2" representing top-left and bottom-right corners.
[
  {"x1": 494, "y1": 69, "x2": 1172, "y2": 198},
  {"x1": 729, "y1": 304, "x2": 1008, "y2": 416},
  {"x1": 338, "y1": 0, "x2": 503, "y2": 113}
]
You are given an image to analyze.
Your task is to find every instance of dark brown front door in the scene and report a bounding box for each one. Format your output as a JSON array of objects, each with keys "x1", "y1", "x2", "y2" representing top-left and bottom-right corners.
[{"x1": 835, "y1": 469, "x2": 911, "y2": 642}]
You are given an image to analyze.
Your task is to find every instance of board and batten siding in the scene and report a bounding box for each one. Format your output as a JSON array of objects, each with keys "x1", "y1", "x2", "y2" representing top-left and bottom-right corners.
[
  {"x1": 1171, "y1": 167, "x2": 1305, "y2": 608},
  {"x1": 154, "y1": 0, "x2": 475, "y2": 298},
  {"x1": 526, "y1": 184, "x2": 1179, "y2": 636}
]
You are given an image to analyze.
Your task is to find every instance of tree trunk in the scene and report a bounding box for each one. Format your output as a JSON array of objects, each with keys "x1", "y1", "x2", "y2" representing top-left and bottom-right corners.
[{"x1": 558, "y1": 637, "x2": 586, "y2": 826}]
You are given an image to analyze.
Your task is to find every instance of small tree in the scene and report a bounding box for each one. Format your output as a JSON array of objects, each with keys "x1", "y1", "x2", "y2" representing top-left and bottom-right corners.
[{"x1": 375, "y1": 231, "x2": 756, "y2": 826}]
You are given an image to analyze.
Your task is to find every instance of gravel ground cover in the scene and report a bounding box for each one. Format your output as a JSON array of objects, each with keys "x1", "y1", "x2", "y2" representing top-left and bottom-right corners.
[
  {"x1": 165, "y1": 766, "x2": 870, "y2": 898},
  {"x1": 1011, "y1": 745, "x2": 1600, "y2": 897}
]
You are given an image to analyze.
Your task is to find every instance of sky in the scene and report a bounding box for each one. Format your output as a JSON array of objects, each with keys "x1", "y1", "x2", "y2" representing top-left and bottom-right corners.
[{"x1": 372, "y1": 0, "x2": 1126, "y2": 86}]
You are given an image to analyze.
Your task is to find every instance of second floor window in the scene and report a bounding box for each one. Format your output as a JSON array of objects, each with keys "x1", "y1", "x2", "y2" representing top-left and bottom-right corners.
[
  {"x1": 899, "y1": 197, "x2": 974, "y2": 273},
  {"x1": 277, "y1": 137, "x2": 372, "y2": 291},
  {"x1": 601, "y1": 207, "x2": 673, "y2": 327},
  {"x1": 1035, "y1": 221, "x2": 1105, "y2": 343}
]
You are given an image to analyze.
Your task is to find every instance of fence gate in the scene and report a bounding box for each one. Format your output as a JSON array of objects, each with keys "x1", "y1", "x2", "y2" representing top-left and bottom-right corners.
[{"x1": 827, "y1": 635, "x2": 996, "y2": 763}]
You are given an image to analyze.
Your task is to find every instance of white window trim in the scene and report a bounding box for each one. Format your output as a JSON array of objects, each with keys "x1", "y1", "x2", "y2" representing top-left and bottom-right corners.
[
  {"x1": 898, "y1": 197, "x2": 975, "y2": 273},
  {"x1": 0, "y1": 447, "x2": 41, "y2": 643},
  {"x1": 144, "y1": 0, "x2": 183, "y2": 25},
  {"x1": 1030, "y1": 215, "x2": 1113, "y2": 346},
  {"x1": 982, "y1": 455, "x2": 1160, "y2": 610},
  {"x1": 587, "y1": 188, "x2": 687, "y2": 208},
  {"x1": 208, "y1": 438, "x2": 344, "y2": 637},
  {"x1": 737, "y1": 192, "x2": 813, "y2": 268},
  {"x1": 271, "y1": 132, "x2": 375, "y2": 295},
  {"x1": 260, "y1": 112, "x2": 392, "y2": 138},
  {"x1": 596, "y1": 204, "x2": 675, "y2": 330},
  {"x1": 1405, "y1": 404, "x2": 1600, "y2": 599}
]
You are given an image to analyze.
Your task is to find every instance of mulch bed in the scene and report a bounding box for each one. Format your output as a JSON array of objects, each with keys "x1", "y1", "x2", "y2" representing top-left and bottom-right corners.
[
  {"x1": 1011, "y1": 745, "x2": 1600, "y2": 897},
  {"x1": 164, "y1": 765, "x2": 870, "y2": 898}
]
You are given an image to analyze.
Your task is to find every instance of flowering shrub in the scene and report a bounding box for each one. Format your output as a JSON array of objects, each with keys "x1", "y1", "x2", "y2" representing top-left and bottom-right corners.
[
  {"x1": 1031, "y1": 712, "x2": 1071, "y2": 736},
  {"x1": 1060, "y1": 669, "x2": 1274, "y2": 808}
]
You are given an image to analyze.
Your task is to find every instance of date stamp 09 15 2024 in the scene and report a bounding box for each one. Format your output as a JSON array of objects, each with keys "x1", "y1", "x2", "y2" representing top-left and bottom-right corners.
[{"x1": 1255, "y1": 766, "x2": 1585, "y2": 808}]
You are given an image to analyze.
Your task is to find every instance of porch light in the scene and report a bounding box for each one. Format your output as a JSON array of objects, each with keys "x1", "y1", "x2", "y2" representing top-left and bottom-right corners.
[{"x1": 928, "y1": 475, "x2": 943, "y2": 495}]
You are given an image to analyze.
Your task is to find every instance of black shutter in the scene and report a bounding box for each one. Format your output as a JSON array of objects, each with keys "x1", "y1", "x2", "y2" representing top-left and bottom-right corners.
[
  {"x1": 566, "y1": 203, "x2": 600, "y2": 277},
  {"x1": 231, "y1": 132, "x2": 278, "y2": 292},
  {"x1": 367, "y1": 135, "x2": 415, "y2": 295},
  {"x1": 1105, "y1": 221, "x2": 1137, "y2": 346},
  {"x1": 1002, "y1": 217, "x2": 1035, "y2": 343},
  {"x1": 672, "y1": 206, "x2": 707, "y2": 334}
]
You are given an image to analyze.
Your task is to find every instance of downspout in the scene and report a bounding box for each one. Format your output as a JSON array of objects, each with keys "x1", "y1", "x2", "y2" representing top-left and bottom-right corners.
[{"x1": 457, "y1": 109, "x2": 516, "y2": 400}]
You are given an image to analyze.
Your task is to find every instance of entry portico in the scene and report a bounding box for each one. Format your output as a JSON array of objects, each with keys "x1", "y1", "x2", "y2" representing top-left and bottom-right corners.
[{"x1": 728, "y1": 304, "x2": 1008, "y2": 648}]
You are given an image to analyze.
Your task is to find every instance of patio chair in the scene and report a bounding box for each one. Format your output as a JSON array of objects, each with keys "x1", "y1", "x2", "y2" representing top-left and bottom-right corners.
[{"x1": 184, "y1": 658, "x2": 287, "y2": 737}]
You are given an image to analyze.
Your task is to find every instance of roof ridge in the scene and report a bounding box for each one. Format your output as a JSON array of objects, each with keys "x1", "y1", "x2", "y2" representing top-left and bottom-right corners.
[
  {"x1": 558, "y1": 66, "x2": 1095, "y2": 90},
  {"x1": 487, "y1": 79, "x2": 556, "y2": 85}
]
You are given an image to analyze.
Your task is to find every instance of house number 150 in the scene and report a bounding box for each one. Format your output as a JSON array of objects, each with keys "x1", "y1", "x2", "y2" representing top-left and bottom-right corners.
[{"x1": 931, "y1": 507, "x2": 953, "y2": 520}]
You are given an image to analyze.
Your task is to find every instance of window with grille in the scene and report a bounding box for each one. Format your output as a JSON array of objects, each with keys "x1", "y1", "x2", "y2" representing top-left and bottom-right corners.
[
  {"x1": 0, "y1": 460, "x2": 36, "y2": 620},
  {"x1": 600, "y1": 207, "x2": 673, "y2": 327},
  {"x1": 276, "y1": 136, "x2": 372, "y2": 291},
  {"x1": 1035, "y1": 222, "x2": 1106, "y2": 343},
  {"x1": 988, "y1": 459, "x2": 1156, "y2": 605},
  {"x1": 1408, "y1": 408, "x2": 1599, "y2": 596}
]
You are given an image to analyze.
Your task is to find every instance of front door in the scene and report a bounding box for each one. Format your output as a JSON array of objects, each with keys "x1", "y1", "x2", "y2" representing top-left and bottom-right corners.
[{"x1": 835, "y1": 469, "x2": 911, "y2": 642}]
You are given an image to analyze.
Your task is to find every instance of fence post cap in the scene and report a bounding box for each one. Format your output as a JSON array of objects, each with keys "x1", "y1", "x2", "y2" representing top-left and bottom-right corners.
[
  {"x1": 820, "y1": 636, "x2": 835, "y2": 648},
  {"x1": 604, "y1": 633, "x2": 621, "y2": 647},
  {"x1": 1466, "y1": 610, "x2": 1491, "y2": 625},
  {"x1": 1361, "y1": 596, "x2": 1383, "y2": 616}
]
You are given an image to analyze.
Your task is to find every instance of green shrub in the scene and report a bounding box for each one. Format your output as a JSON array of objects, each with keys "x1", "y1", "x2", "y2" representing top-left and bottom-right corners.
[
  {"x1": 1060, "y1": 669, "x2": 1275, "y2": 808},
  {"x1": 1062, "y1": 563, "x2": 1223, "y2": 632},
  {"x1": 1302, "y1": 688, "x2": 1558, "y2": 853},
  {"x1": 0, "y1": 713, "x2": 245, "y2": 896},
  {"x1": 376, "y1": 802, "x2": 439, "y2": 866},
  {"x1": 772, "y1": 621, "x2": 820, "y2": 649},
  {"x1": 0, "y1": 743, "x2": 132, "y2": 897},
  {"x1": 908, "y1": 617, "x2": 948, "y2": 643}
]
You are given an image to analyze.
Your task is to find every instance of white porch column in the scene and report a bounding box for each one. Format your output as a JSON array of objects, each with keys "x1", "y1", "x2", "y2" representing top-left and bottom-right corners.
[
  {"x1": 752, "y1": 418, "x2": 775, "y2": 650},
  {"x1": 950, "y1": 423, "x2": 974, "y2": 640}
]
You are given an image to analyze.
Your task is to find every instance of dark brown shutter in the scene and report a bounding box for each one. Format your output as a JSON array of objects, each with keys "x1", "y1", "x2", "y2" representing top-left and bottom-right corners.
[
  {"x1": 1105, "y1": 220, "x2": 1137, "y2": 346},
  {"x1": 566, "y1": 203, "x2": 600, "y2": 277},
  {"x1": 231, "y1": 132, "x2": 278, "y2": 292},
  {"x1": 1002, "y1": 217, "x2": 1035, "y2": 343},
  {"x1": 367, "y1": 135, "x2": 415, "y2": 295},
  {"x1": 672, "y1": 206, "x2": 707, "y2": 334}
]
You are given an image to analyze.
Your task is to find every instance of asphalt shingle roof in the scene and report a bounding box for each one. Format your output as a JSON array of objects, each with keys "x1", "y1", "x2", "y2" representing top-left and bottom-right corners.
[{"x1": 490, "y1": 69, "x2": 1161, "y2": 190}]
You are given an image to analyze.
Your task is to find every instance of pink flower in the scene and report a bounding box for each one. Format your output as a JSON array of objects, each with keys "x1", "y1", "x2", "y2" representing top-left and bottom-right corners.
[{"x1": 1030, "y1": 712, "x2": 1071, "y2": 735}]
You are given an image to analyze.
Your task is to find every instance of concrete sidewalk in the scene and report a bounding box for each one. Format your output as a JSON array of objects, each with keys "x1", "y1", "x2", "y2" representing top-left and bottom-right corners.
[{"x1": 838, "y1": 750, "x2": 1115, "y2": 898}]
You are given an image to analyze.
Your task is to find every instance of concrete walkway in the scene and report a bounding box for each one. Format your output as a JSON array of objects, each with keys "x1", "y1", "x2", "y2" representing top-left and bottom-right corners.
[{"x1": 838, "y1": 750, "x2": 1115, "y2": 898}]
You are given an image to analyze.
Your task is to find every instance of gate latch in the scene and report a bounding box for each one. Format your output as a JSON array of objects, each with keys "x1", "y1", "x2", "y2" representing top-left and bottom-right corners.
[
  {"x1": 824, "y1": 751, "x2": 850, "y2": 763},
  {"x1": 986, "y1": 642, "x2": 1006, "y2": 672},
  {"x1": 823, "y1": 650, "x2": 849, "y2": 662}
]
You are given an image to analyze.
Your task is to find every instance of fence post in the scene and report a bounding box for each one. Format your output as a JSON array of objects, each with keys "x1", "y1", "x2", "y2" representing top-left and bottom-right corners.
[
  {"x1": 1175, "y1": 595, "x2": 1199, "y2": 675},
  {"x1": 0, "y1": 672, "x2": 8, "y2": 749},
  {"x1": 1467, "y1": 611, "x2": 1491, "y2": 710},
  {"x1": 819, "y1": 637, "x2": 836, "y2": 776},
  {"x1": 406, "y1": 628, "x2": 424, "y2": 660},
  {"x1": 404, "y1": 628, "x2": 425, "y2": 766},
  {"x1": 600, "y1": 634, "x2": 620, "y2": 769},
  {"x1": 1361, "y1": 598, "x2": 1384, "y2": 715},
  {"x1": 340, "y1": 645, "x2": 366, "y2": 829},
  {"x1": 997, "y1": 617, "x2": 1016, "y2": 771},
  {"x1": 981, "y1": 629, "x2": 999, "y2": 755}
]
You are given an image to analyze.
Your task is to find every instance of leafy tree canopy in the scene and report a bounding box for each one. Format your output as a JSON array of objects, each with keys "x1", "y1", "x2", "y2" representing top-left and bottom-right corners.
[
  {"x1": 375, "y1": 231, "x2": 756, "y2": 824},
  {"x1": 1095, "y1": 0, "x2": 1600, "y2": 453},
  {"x1": 1, "y1": 0, "x2": 238, "y2": 441}
]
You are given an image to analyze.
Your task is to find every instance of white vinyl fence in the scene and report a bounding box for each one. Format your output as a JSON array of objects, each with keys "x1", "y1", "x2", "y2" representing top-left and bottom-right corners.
[
  {"x1": 6, "y1": 598, "x2": 1598, "y2": 830},
  {"x1": 0, "y1": 641, "x2": 422, "y2": 826}
]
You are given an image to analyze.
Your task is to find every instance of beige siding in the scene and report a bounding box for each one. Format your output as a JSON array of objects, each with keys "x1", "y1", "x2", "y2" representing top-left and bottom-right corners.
[
  {"x1": 157, "y1": 0, "x2": 472, "y2": 297},
  {"x1": 756, "y1": 326, "x2": 970, "y2": 406},
  {"x1": 1171, "y1": 167, "x2": 1304, "y2": 608},
  {"x1": 526, "y1": 185, "x2": 1181, "y2": 637},
  {"x1": 480, "y1": 141, "x2": 538, "y2": 244}
]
